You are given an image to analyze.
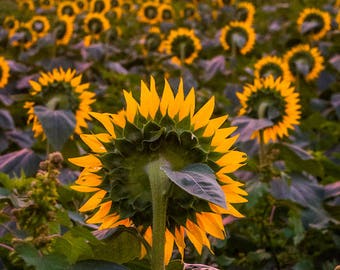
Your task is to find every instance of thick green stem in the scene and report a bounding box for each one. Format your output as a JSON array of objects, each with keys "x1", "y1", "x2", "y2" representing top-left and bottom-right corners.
[
  {"x1": 258, "y1": 102, "x2": 269, "y2": 169},
  {"x1": 146, "y1": 158, "x2": 170, "y2": 270}
]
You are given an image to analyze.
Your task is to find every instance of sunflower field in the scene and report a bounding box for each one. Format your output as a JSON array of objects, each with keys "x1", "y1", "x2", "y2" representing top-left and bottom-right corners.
[{"x1": 0, "y1": 0, "x2": 339, "y2": 269}]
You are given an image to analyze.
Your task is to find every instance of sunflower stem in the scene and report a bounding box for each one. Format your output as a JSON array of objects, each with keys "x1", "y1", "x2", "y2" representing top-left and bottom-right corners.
[
  {"x1": 258, "y1": 102, "x2": 269, "y2": 170},
  {"x1": 180, "y1": 42, "x2": 186, "y2": 75},
  {"x1": 146, "y1": 158, "x2": 171, "y2": 270}
]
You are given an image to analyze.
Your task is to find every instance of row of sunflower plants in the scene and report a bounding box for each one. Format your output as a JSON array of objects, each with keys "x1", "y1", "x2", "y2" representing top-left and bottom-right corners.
[{"x1": 0, "y1": 0, "x2": 339, "y2": 269}]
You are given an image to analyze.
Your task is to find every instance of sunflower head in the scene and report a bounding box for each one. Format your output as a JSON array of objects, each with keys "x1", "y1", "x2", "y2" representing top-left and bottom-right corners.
[
  {"x1": 220, "y1": 21, "x2": 255, "y2": 55},
  {"x1": 164, "y1": 27, "x2": 202, "y2": 66},
  {"x1": 83, "y1": 12, "x2": 110, "y2": 46},
  {"x1": 138, "y1": 1, "x2": 160, "y2": 24},
  {"x1": 159, "y1": 3, "x2": 174, "y2": 22},
  {"x1": 283, "y1": 44, "x2": 324, "y2": 82},
  {"x1": 39, "y1": 0, "x2": 56, "y2": 10},
  {"x1": 24, "y1": 68, "x2": 95, "y2": 139},
  {"x1": 28, "y1": 16, "x2": 50, "y2": 38},
  {"x1": 70, "y1": 77, "x2": 247, "y2": 262},
  {"x1": 217, "y1": 0, "x2": 235, "y2": 7},
  {"x1": 75, "y1": 0, "x2": 89, "y2": 12},
  {"x1": 9, "y1": 23, "x2": 37, "y2": 49},
  {"x1": 297, "y1": 8, "x2": 331, "y2": 41},
  {"x1": 254, "y1": 55, "x2": 289, "y2": 80},
  {"x1": 54, "y1": 16, "x2": 74, "y2": 46},
  {"x1": 3, "y1": 16, "x2": 19, "y2": 31},
  {"x1": 0, "y1": 57, "x2": 10, "y2": 89},
  {"x1": 107, "y1": 7, "x2": 123, "y2": 21},
  {"x1": 180, "y1": 3, "x2": 200, "y2": 21},
  {"x1": 141, "y1": 27, "x2": 163, "y2": 54},
  {"x1": 237, "y1": 76, "x2": 301, "y2": 143},
  {"x1": 90, "y1": 0, "x2": 111, "y2": 13},
  {"x1": 17, "y1": 0, "x2": 35, "y2": 11},
  {"x1": 57, "y1": 1, "x2": 80, "y2": 18},
  {"x1": 236, "y1": 2, "x2": 255, "y2": 25}
]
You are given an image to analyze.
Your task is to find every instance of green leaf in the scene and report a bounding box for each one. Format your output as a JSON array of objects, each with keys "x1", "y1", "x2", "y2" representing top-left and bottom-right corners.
[
  {"x1": 166, "y1": 260, "x2": 184, "y2": 270},
  {"x1": 71, "y1": 260, "x2": 129, "y2": 270},
  {"x1": 34, "y1": 106, "x2": 76, "y2": 151},
  {"x1": 161, "y1": 163, "x2": 226, "y2": 208},
  {"x1": 0, "y1": 187, "x2": 10, "y2": 199}
]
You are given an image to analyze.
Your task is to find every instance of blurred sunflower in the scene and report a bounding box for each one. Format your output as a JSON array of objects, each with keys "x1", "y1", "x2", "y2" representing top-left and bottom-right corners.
[
  {"x1": 17, "y1": 0, "x2": 35, "y2": 11},
  {"x1": 120, "y1": 0, "x2": 135, "y2": 12},
  {"x1": 28, "y1": 16, "x2": 50, "y2": 38},
  {"x1": 254, "y1": 55, "x2": 289, "y2": 80},
  {"x1": 75, "y1": 0, "x2": 89, "y2": 12},
  {"x1": 336, "y1": 11, "x2": 340, "y2": 29},
  {"x1": 180, "y1": 3, "x2": 200, "y2": 21},
  {"x1": 54, "y1": 16, "x2": 74, "y2": 46},
  {"x1": 104, "y1": 26, "x2": 122, "y2": 44},
  {"x1": 236, "y1": 2, "x2": 255, "y2": 25},
  {"x1": 90, "y1": 0, "x2": 111, "y2": 13},
  {"x1": 159, "y1": 3, "x2": 175, "y2": 23},
  {"x1": 138, "y1": 1, "x2": 160, "y2": 24},
  {"x1": 283, "y1": 44, "x2": 324, "y2": 82},
  {"x1": 107, "y1": 7, "x2": 123, "y2": 21},
  {"x1": 163, "y1": 27, "x2": 202, "y2": 66},
  {"x1": 70, "y1": 77, "x2": 247, "y2": 263},
  {"x1": 57, "y1": 1, "x2": 80, "y2": 19},
  {"x1": 9, "y1": 23, "x2": 37, "y2": 49},
  {"x1": 220, "y1": 21, "x2": 255, "y2": 55},
  {"x1": 39, "y1": 0, "x2": 56, "y2": 10},
  {"x1": 216, "y1": 0, "x2": 235, "y2": 8},
  {"x1": 24, "y1": 68, "x2": 95, "y2": 139},
  {"x1": 110, "y1": 0, "x2": 122, "y2": 8},
  {"x1": 141, "y1": 27, "x2": 163, "y2": 55},
  {"x1": 0, "y1": 57, "x2": 10, "y2": 89},
  {"x1": 297, "y1": 8, "x2": 331, "y2": 41},
  {"x1": 83, "y1": 12, "x2": 110, "y2": 46},
  {"x1": 2, "y1": 16, "x2": 19, "y2": 32},
  {"x1": 237, "y1": 76, "x2": 301, "y2": 143}
]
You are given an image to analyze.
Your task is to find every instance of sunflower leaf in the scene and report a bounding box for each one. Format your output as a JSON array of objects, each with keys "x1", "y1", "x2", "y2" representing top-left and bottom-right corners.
[
  {"x1": 161, "y1": 163, "x2": 226, "y2": 208},
  {"x1": 231, "y1": 33, "x2": 246, "y2": 49},
  {"x1": 34, "y1": 106, "x2": 76, "y2": 151}
]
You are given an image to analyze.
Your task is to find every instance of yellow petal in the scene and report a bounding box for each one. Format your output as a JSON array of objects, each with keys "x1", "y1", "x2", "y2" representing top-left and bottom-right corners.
[
  {"x1": 149, "y1": 76, "x2": 160, "y2": 119},
  {"x1": 168, "y1": 78, "x2": 184, "y2": 118},
  {"x1": 71, "y1": 74, "x2": 82, "y2": 87},
  {"x1": 89, "y1": 112, "x2": 116, "y2": 137},
  {"x1": 174, "y1": 226, "x2": 185, "y2": 259},
  {"x1": 29, "y1": 80, "x2": 42, "y2": 91},
  {"x1": 179, "y1": 87, "x2": 195, "y2": 121},
  {"x1": 203, "y1": 115, "x2": 228, "y2": 137},
  {"x1": 160, "y1": 79, "x2": 175, "y2": 116},
  {"x1": 139, "y1": 80, "x2": 151, "y2": 118},
  {"x1": 123, "y1": 90, "x2": 138, "y2": 123},
  {"x1": 70, "y1": 185, "x2": 100, "y2": 192},
  {"x1": 86, "y1": 201, "x2": 112, "y2": 224},
  {"x1": 216, "y1": 151, "x2": 247, "y2": 166},
  {"x1": 164, "y1": 229, "x2": 175, "y2": 265},
  {"x1": 191, "y1": 97, "x2": 215, "y2": 130},
  {"x1": 76, "y1": 171, "x2": 102, "y2": 186},
  {"x1": 185, "y1": 220, "x2": 203, "y2": 254},
  {"x1": 196, "y1": 212, "x2": 225, "y2": 239},
  {"x1": 80, "y1": 134, "x2": 106, "y2": 153},
  {"x1": 69, "y1": 154, "x2": 102, "y2": 168},
  {"x1": 79, "y1": 190, "x2": 107, "y2": 212},
  {"x1": 211, "y1": 127, "x2": 237, "y2": 147}
]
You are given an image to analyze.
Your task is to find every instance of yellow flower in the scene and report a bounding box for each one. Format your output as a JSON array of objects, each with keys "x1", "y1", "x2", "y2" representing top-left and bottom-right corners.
[
  {"x1": 138, "y1": 1, "x2": 160, "y2": 24},
  {"x1": 163, "y1": 27, "x2": 202, "y2": 66},
  {"x1": 254, "y1": 55, "x2": 290, "y2": 80},
  {"x1": 237, "y1": 76, "x2": 301, "y2": 143},
  {"x1": 17, "y1": 0, "x2": 35, "y2": 11},
  {"x1": 141, "y1": 26, "x2": 163, "y2": 55},
  {"x1": 236, "y1": 2, "x2": 255, "y2": 25},
  {"x1": 75, "y1": 0, "x2": 89, "y2": 12},
  {"x1": 39, "y1": 0, "x2": 56, "y2": 10},
  {"x1": 159, "y1": 3, "x2": 175, "y2": 23},
  {"x1": 83, "y1": 12, "x2": 110, "y2": 46},
  {"x1": 2, "y1": 16, "x2": 19, "y2": 32},
  {"x1": 297, "y1": 8, "x2": 331, "y2": 41},
  {"x1": 9, "y1": 23, "x2": 37, "y2": 49},
  {"x1": 107, "y1": 7, "x2": 123, "y2": 21},
  {"x1": 220, "y1": 21, "x2": 255, "y2": 55},
  {"x1": 70, "y1": 77, "x2": 247, "y2": 263},
  {"x1": 28, "y1": 16, "x2": 50, "y2": 38},
  {"x1": 24, "y1": 68, "x2": 95, "y2": 139},
  {"x1": 335, "y1": 11, "x2": 340, "y2": 30},
  {"x1": 214, "y1": 0, "x2": 235, "y2": 8},
  {"x1": 90, "y1": 0, "x2": 111, "y2": 13},
  {"x1": 0, "y1": 57, "x2": 10, "y2": 89},
  {"x1": 180, "y1": 3, "x2": 200, "y2": 21},
  {"x1": 283, "y1": 44, "x2": 324, "y2": 82},
  {"x1": 54, "y1": 16, "x2": 74, "y2": 46},
  {"x1": 57, "y1": 1, "x2": 80, "y2": 19}
]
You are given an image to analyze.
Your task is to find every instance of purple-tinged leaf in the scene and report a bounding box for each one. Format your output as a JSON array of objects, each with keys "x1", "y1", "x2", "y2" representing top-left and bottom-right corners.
[
  {"x1": 324, "y1": 182, "x2": 340, "y2": 199},
  {"x1": 6, "y1": 130, "x2": 34, "y2": 148},
  {"x1": 0, "y1": 109, "x2": 15, "y2": 130},
  {"x1": 280, "y1": 142, "x2": 313, "y2": 160},
  {"x1": 7, "y1": 60, "x2": 30, "y2": 73},
  {"x1": 105, "y1": 62, "x2": 128, "y2": 74},
  {"x1": 331, "y1": 93, "x2": 340, "y2": 119},
  {"x1": 201, "y1": 55, "x2": 227, "y2": 81},
  {"x1": 74, "y1": 61, "x2": 93, "y2": 73},
  {"x1": 329, "y1": 54, "x2": 340, "y2": 72},
  {"x1": 16, "y1": 74, "x2": 39, "y2": 89},
  {"x1": 0, "y1": 133, "x2": 9, "y2": 152}
]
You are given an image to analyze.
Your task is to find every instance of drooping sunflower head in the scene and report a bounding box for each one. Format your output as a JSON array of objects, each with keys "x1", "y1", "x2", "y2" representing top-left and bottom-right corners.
[
  {"x1": 180, "y1": 3, "x2": 200, "y2": 21},
  {"x1": 70, "y1": 77, "x2": 247, "y2": 262},
  {"x1": 297, "y1": 8, "x2": 331, "y2": 41},
  {"x1": 17, "y1": 0, "x2": 35, "y2": 11},
  {"x1": 220, "y1": 21, "x2": 255, "y2": 55},
  {"x1": 90, "y1": 0, "x2": 111, "y2": 13},
  {"x1": 237, "y1": 76, "x2": 301, "y2": 143},
  {"x1": 39, "y1": 0, "x2": 56, "y2": 10},
  {"x1": 159, "y1": 3, "x2": 175, "y2": 23},
  {"x1": 2, "y1": 16, "x2": 19, "y2": 32},
  {"x1": 254, "y1": 55, "x2": 289, "y2": 80},
  {"x1": 9, "y1": 23, "x2": 37, "y2": 49},
  {"x1": 283, "y1": 44, "x2": 324, "y2": 82},
  {"x1": 28, "y1": 15, "x2": 50, "y2": 38},
  {"x1": 57, "y1": 1, "x2": 80, "y2": 19},
  {"x1": 164, "y1": 27, "x2": 202, "y2": 66},
  {"x1": 24, "y1": 68, "x2": 95, "y2": 139},
  {"x1": 54, "y1": 16, "x2": 74, "y2": 46},
  {"x1": 137, "y1": 1, "x2": 160, "y2": 24},
  {"x1": 83, "y1": 12, "x2": 110, "y2": 46},
  {"x1": 236, "y1": 2, "x2": 255, "y2": 25},
  {"x1": 141, "y1": 27, "x2": 163, "y2": 55},
  {"x1": 0, "y1": 57, "x2": 10, "y2": 89}
]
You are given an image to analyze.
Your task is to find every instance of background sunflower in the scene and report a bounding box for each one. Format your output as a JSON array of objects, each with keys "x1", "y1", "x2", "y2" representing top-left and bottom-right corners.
[{"x1": 0, "y1": 56, "x2": 10, "y2": 89}]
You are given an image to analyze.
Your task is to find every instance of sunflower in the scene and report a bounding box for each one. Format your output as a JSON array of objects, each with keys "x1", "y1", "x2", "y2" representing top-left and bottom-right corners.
[
  {"x1": 9, "y1": 23, "x2": 37, "y2": 49},
  {"x1": 107, "y1": 7, "x2": 123, "y2": 21},
  {"x1": 283, "y1": 44, "x2": 324, "y2": 82},
  {"x1": 120, "y1": 0, "x2": 134, "y2": 12},
  {"x1": 57, "y1": 1, "x2": 80, "y2": 18},
  {"x1": 54, "y1": 16, "x2": 74, "y2": 45},
  {"x1": 104, "y1": 26, "x2": 122, "y2": 44},
  {"x1": 110, "y1": 0, "x2": 122, "y2": 8},
  {"x1": 75, "y1": 0, "x2": 89, "y2": 12},
  {"x1": 24, "y1": 68, "x2": 95, "y2": 139},
  {"x1": 2, "y1": 16, "x2": 19, "y2": 32},
  {"x1": 159, "y1": 3, "x2": 175, "y2": 23},
  {"x1": 297, "y1": 8, "x2": 331, "y2": 41},
  {"x1": 220, "y1": 21, "x2": 255, "y2": 55},
  {"x1": 39, "y1": 0, "x2": 56, "y2": 10},
  {"x1": 180, "y1": 3, "x2": 200, "y2": 21},
  {"x1": 90, "y1": 0, "x2": 111, "y2": 13},
  {"x1": 0, "y1": 57, "x2": 10, "y2": 89},
  {"x1": 216, "y1": 0, "x2": 235, "y2": 8},
  {"x1": 237, "y1": 76, "x2": 301, "y2": 143},
  {"x1": 163, "y1": 27, "x2": 202, "y2": 66},
  {"x1": 17, "y1": 0, "x2": 35, "y2": 11},
  {"x1": 236, "y1": 2, "x2": 255, "y2": 25},
  {"x1": 141, "y1": 26, "x2": 163, "y2": 55},
  {"x1": 83, "y1": 12, "x2": 110, "y2": 46},
  {"x1": 138, "y1": 1, "x2": 160, "y2": 24},
  {"x1": 336, "y1": 11, "x2": 340, "y2": 29},
  {"x1": 28, "y1": 16, "x2": 50, "y2": 38},
  {"x1": 254, "y1": 55, "x2": 290, "y2": 80},
  {"x1": 69, "y1": 77, "x2": 247, "y2": 263}
]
